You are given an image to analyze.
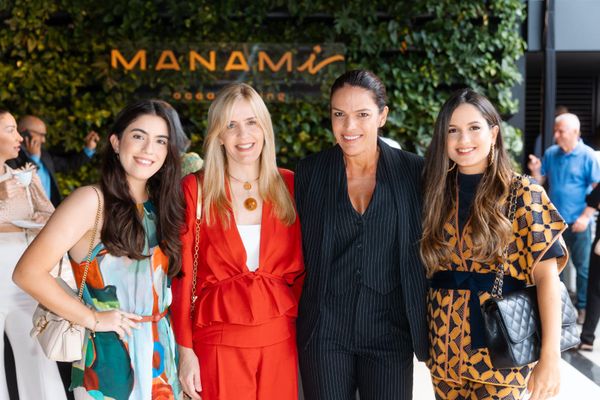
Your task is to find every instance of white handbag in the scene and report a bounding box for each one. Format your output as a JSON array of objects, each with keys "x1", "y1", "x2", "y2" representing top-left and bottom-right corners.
[
  {"x1": 30, "y1": 276, "x2": 87, "y2": 362},
  {"x1": 30, "y1": 187, "x2": 101, "y2": 362}
]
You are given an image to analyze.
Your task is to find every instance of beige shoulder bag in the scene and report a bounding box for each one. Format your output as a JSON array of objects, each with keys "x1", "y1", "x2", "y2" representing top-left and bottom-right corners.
[{"x1": 30, "y1": 186, "x2": 102, "y2": 362}]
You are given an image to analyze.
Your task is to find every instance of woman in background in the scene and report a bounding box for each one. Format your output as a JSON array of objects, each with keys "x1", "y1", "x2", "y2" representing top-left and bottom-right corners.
[
  {"x1": 172, "y1": 83, "x2": 304, "y2": 400},
  {"x1": 421, "y1": 89, "x2": 567, "y2": 400},
  {"x1": 13, "y1": 100, "x2": 185, "y2": 399},
  {"x1": 0, "y1": 109, "x2": 66, "y2": 400}
]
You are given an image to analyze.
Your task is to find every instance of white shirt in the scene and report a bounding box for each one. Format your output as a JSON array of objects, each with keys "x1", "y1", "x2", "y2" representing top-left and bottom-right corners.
[{"x1": 237, "y1": 224, "x2": 261, "y2": 272}]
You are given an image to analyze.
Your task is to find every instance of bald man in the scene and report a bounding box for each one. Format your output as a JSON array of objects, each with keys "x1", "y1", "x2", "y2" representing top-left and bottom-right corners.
[
  {"x1": 528, "y1": 113, "x2": 600, "y2": 322},
  {"x1": 7, "y1": 115, "x2": 99, "y2": 206}
]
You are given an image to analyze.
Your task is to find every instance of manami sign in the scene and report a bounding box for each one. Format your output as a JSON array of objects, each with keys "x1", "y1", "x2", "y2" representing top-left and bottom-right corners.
[{"x1": 109, "y1": 44, "x2": 346, "y2": 102}]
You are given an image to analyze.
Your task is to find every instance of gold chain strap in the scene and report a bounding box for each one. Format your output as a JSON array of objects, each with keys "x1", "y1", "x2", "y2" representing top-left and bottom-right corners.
[
  {"x1": 190, "y1": 174, "x2": 202, "y2": 314},
  {"x1": 491, "y1": 175, "x2": 522, "y2": 299},
  {"x1": 77, "y1": 186, "x2": 102, "y2": 301}
]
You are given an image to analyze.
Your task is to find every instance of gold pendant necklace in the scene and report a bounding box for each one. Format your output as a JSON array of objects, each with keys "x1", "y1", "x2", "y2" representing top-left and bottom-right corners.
[{"x1": 228, "y1": 173, "x2": 259, "y2": 211}]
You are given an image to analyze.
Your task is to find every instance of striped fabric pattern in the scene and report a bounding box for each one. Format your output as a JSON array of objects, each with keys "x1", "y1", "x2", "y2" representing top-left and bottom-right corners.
[{"x1": 295, "y1": 139, "x2": 429, "y2": 399}]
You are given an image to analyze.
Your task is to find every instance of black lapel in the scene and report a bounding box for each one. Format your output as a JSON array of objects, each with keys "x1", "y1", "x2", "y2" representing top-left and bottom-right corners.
[
  {"x1": 41, "y1": 150, "x2": 55, "y2": 174},
  {"x1": 317, "y1": 145, "x2": 343, "y2": 296},
  {"x1": 378, "y1": 139, "x2": 409, "y2": 250}
]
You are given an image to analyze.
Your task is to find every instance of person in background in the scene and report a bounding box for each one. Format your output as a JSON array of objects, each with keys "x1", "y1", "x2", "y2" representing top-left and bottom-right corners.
[
  {"x1": 528, "y1": 112, "x2": 600, "y2": 323},
  {"x1": 580, "y1": 182, "x2": 600, "y2": 351},
  {"x1": 7, "y1": 115, "x2": 99, "y2": 206},
  {"x1": 532, "y1": 105, "x2": 569, "y2": 158},
  {"x1": 172, "y1": 83, "x2": 304, "y2": 400},
  {"x1": 579, "y1": 126, "x2": 600, "y2": 351},
  {"x1": 422, "y1": 89, "x2": 567, "y2": 400},
  {"x1": 13, "y1": 100, "x2": 185, "y2": 399},
  {"x1": 0, "y1": 108, "x2": 67, "y2": 400},
  {"x1": 161, "y1": 102, "x2": 203, "y2": 177},
  {"x1": 7, "y1": 117, "x2": 89, "y2": 400},
  {"x1": 296, "y1": 70, "x2": 427, "y2": 399},
  {"x1": 179, "y1": 134, "x2": 203, "y2": 176}
]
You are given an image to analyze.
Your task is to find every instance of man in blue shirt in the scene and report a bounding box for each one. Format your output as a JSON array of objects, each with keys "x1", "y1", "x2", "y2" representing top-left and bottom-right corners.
[
  {"x1": 528, "y1": 113, "x2": 600, "y2": 321},
  {"x1": 8, "y1": 115, "x2": 99, "y2": 206}
]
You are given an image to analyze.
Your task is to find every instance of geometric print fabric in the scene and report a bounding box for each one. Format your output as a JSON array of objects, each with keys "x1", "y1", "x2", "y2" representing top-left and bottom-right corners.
[{"x1": 427, "y1": 175, "x2": 568, "y2": 388}]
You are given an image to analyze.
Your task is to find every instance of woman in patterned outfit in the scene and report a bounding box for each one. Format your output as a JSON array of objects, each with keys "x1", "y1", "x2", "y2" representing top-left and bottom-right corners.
[
  {"x1": 421, "y1": 89, "x2": 568, "y2": 400},
  {"x1": 14, "y1": 100, "x2": 185, "y2": 399}
]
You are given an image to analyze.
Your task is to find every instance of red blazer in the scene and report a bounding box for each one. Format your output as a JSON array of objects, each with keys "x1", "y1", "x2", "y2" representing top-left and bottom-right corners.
[{"x1": 171, "y1": 169, "x2": 305, "y2": 348}]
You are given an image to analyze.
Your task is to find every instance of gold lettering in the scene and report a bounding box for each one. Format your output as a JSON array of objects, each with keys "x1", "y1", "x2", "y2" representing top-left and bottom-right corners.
[
  {"x1": 309, "y1": 55, "x2": 345, "y2": 74},
  {"x1": 224, "y1": 51, "x2": 250, "y2": 71},
  {"x1": 190, "y1": 51, "x2": 216, "y2": 71},
  {"x1": 156, "y1": 50, "x2": 181, "y2": 71},
  {"x1": 297, "y1": 45, "x2": 344, "y2": 74},
  {"x1": 111, "y1": 49, "x2": 147, "y2": 70},
  {"x1": 258, "y1": 51, "x2": 292, "y2": 72}
]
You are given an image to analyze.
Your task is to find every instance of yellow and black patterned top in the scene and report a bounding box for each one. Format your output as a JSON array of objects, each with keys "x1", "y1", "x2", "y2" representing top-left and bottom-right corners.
[{"x1": 427, "y1": 175, "x2": 568, "y2": 387}]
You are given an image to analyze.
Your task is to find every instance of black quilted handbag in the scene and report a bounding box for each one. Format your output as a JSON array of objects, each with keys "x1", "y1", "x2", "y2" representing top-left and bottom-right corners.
[
  {"x1": 480, "y1": 176, "x2": 580, "y2": 369},
  {"x1": 481, "y1": 282, "x2": 579, "y2": 368}
]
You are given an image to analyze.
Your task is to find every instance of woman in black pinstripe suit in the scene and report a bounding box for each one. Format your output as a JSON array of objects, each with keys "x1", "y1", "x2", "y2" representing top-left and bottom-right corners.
[{"x1": 295, "y1": 70, "x2": 428, "y2": 400}]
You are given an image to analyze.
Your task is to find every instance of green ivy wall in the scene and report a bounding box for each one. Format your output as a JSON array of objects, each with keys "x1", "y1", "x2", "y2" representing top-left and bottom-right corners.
[{"x1": 0, "y1": 0, "x2": 525, "y2": 194}]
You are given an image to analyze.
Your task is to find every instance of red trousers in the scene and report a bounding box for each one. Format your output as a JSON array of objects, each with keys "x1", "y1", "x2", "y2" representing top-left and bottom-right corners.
[{"x1": 195, "y1": 336, "x2": 298, "y2": 400}]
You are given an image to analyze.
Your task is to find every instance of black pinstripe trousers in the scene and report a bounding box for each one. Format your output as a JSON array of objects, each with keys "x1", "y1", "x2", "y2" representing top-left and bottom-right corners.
[{"x1": 299, "y1": 287, "x2": 414, "y2": 400}]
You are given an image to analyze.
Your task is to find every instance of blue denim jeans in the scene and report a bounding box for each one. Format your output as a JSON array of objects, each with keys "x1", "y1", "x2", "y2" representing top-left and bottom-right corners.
[{"x1": 561, "y1": 224, "x2": 592, "y2": 309}]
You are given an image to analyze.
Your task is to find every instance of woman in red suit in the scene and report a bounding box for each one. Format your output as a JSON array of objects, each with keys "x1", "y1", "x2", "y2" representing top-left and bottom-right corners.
[{"x1": 171, "y1": 83, "x2": 304, "y2": 400}]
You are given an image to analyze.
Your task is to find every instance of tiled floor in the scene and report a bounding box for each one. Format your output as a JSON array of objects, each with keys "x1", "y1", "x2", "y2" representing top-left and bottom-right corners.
[{"x1": 413, "y1": 322, "x2": 600, "y2": 399}]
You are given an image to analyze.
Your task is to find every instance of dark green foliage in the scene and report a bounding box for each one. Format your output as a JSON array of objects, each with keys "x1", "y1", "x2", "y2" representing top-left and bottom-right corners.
[{"x1": 0, "y1": 0, "x2": 525, "y2": 194}]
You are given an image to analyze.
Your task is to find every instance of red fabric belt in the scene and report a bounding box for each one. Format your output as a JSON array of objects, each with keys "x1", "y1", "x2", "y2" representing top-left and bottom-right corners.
[
  {"x1": 139, "y1": 309, "x2": 168, "y2": 323},
  {"x1": 202, "y1": 270, "x2": 286, "y2": 290}
]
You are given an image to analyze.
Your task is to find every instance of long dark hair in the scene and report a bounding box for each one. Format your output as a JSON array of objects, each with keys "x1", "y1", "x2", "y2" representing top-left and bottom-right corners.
[
  {"x1": 420, "y1": 89, "x2": 513, "y2": 277},
  {"x1": 100, "y1": 99, "x2": 185, "y2": 277}
]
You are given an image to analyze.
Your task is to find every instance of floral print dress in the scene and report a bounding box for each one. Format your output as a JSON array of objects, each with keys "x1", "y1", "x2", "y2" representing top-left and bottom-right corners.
[{"x1": 70, "y1": 202, "x2": 181, "y2": 400}]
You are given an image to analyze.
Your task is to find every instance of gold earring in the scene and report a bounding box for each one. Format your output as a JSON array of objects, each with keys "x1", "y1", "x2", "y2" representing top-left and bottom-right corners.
[
  {"x1": 447, "y1": 161, "x2": 456, "y2": 172},
  {"x1": 488, "y1": 143, "x2": 495, "y2": 166}
]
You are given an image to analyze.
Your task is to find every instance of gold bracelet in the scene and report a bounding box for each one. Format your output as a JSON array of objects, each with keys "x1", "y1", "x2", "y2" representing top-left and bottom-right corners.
[{"x1": 91, "y1": 310, "x2": 99, "y2": 337}]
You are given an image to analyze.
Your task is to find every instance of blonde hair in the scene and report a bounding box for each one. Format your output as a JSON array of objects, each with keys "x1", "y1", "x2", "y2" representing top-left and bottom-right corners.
[{"x1": 201, "y1": 83, "x2": 296, "y2": 226}]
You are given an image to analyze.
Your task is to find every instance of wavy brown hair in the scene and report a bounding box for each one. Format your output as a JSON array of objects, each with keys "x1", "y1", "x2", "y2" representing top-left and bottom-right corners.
[
  {"x1": 100, "y1": 99, "x2": 185, "y2": 277},
  {"x1": 420, "y1": 89, "x2": 514, "y2": 277}
]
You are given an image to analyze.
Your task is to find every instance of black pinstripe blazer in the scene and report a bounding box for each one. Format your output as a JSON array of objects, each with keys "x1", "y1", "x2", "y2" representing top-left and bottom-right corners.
[{"x1": 295, "y1": 139, "x2": 429, "y2": 361}]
